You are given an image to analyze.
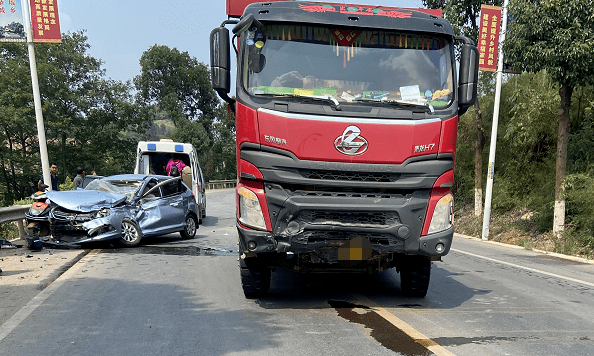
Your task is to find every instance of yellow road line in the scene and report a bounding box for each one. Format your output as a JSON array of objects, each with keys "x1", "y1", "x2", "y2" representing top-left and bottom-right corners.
[{"x1": 354, "y1": 294, "x2": 457, "y2": 356}]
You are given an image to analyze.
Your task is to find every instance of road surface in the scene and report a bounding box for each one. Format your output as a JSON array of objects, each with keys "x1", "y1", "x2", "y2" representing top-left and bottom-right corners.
[{"x1": 1, "y1": 188, "x2": 593, "y2": 355}]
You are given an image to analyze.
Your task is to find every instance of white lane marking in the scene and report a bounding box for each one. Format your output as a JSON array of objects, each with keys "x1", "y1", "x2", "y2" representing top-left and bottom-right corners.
[
  {"x1": 451, "y1": 248, "x2": 594, "y2": 288},
  {"x1": 354, "y1": 294, "x2": 457, "y2": 356},
  {"x1": 0, "y1": 250, "x2": 98, "y2": 342}
]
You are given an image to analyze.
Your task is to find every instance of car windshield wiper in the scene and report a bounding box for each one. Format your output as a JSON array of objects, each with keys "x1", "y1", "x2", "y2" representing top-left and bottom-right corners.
[
  {"x1": 253, "y1": 92, "x2": 341, "y2": 111},
  {"x1": 353, "y1": 98, "x2": 434, "y2": 113}
]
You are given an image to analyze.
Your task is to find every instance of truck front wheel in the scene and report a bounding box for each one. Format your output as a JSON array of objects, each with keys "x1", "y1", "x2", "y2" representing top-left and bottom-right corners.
[
  {"x1": 239, "y1": 256, "x2": 271, "y2": 298},
  {"x1": 399, "y1": 255, "x2": 431, "y2": 297}
]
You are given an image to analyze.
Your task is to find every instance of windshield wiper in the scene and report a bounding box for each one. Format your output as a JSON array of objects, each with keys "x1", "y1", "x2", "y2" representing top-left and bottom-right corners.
[
  {"x1": 254, "y1": 92, "x2": 341, "y2": 111},
  {"x1": 353, "y1": 98, "x2": 434, "y2": 114}
]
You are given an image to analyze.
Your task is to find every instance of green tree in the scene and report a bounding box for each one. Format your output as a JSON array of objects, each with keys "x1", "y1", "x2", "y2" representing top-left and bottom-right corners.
[
  {"x1": 495, "y1": 72, "x2": 558, "y2": 215},
  {"x1": 0, "y1": 43, "x2": 38, "y2": 201},
  {"x1": 503, "y1": 0, "x2": 594, "y2": 235},
  {"x1": 134, "y1": 45, "x2": 222, "y2": 176},
  {"x1": 33, "y1": 31, "x2": 144, "y2": 179},
  {"x1": 0, "y1": 31, "x2": 146, "y2": 203},
  {"x1": 209, "y1": 104, "x2": 236, "y2": 180},
  {"x1": 424, "y1": 0, "x2": 503, "y2": 216}
]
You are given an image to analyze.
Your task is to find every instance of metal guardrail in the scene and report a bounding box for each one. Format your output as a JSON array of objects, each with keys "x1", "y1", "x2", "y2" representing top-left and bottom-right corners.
[
  {"x1": 206, "y1": 179, "x2": 236, "y2": 190},
  {"x1": 0, "y1": 205, "x2": 30, "y2": 239}
]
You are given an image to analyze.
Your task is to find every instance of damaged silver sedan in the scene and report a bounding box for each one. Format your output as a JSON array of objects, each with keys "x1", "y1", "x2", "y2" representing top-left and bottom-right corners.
[{"x1": 38, "y1": 174, "x2": 198, "y2": 247}]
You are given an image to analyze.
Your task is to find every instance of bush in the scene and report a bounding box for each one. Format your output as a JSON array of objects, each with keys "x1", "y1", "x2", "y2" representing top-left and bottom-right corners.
[
  {"x1": 60, "y1": 176, "x2": 73, "y2": 191},
  {"x1": 13, "y1": 198, "x2": 33, "y2": 205},
  {"x1": 0, "y1": 222, "x2": 20, "y2": 241},
  {"x1": 555, "y1": 228, "x2": 594, "y2": 258},
  {"x1": 564, "y1": 173, "x2": 594, "y2": 235}
]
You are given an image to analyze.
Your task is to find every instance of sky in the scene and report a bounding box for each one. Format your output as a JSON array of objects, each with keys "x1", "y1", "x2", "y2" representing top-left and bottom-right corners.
[{"x1": 57, "y1": 0, "x2": 424, "y2": 84}]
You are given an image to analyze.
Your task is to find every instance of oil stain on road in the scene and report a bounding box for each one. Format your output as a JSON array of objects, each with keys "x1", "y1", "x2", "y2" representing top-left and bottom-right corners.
[{"x1": 328, "y1": 300, "x2": 433, "y2": 356}]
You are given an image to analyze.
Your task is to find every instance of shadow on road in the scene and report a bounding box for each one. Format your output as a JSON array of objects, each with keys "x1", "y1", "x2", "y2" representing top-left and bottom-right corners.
[
  {"x1": 3, "y1": 276, "x2": 285, "y2": 355},
  {"x1": 200, "y1": 215, "x2": 219, "y2": 227},
  {"x1": 253, "y1": 264, "x2": 489, "y2": 311}
]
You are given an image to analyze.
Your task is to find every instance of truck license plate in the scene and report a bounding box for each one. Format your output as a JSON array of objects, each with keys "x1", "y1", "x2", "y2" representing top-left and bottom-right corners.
[{"x1": 337, "y1": 236, "x2": 373, "y2": 261}]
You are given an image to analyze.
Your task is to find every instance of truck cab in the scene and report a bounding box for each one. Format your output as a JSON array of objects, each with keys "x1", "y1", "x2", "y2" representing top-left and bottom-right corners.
[
  {"x1": 211, "y1": 0, "x2": 478, "y2": 298},
  {"x1": 134, "y1": 140, "x2": 207, "y2": 223}
]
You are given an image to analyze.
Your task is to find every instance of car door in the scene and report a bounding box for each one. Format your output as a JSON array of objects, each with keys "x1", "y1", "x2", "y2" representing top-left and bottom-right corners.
[
  {"x1": 156, "y1": 179, "x2": 186, "y2": 233},
  {"x1": 137, "y1": 178, "x2": 186, "y2": 236},
  {"x1": 136, "y1": 178, "x2": 166, "y2": 236}
]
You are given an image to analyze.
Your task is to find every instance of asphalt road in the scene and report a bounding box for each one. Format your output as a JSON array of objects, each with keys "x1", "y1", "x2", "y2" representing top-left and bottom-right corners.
[{"x1": 1, "y1": 188, "x2": 594, "y2": 355}]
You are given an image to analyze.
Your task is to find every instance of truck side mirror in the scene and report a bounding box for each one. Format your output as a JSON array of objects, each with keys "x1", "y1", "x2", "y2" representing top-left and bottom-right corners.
[
  {"x1": 458, "y1": 43, "x2": 479, "y2": 116},
  {"x1": 210, "y1": 27, "x2": 231, "y2": 94}
]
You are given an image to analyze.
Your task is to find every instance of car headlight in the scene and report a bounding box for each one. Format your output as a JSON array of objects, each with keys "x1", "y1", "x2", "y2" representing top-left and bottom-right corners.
[
  {"x1": 238, "y1": 186, "x2": 266, "y2": 231},
  {"x1": 95, "y1": 208, "x2": 111, "y2": 218},
  {"x1": 428, "y1": 193, "x2": 453, "y2": 234}
]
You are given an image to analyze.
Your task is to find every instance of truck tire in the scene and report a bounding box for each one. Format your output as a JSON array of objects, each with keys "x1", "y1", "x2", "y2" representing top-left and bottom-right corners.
[
  {"x1": 399, "y1": 255, "x2": 431, "y2": 297},
  {"x1": 239, "y1": 257, "x2": 271, "y2": 298}
]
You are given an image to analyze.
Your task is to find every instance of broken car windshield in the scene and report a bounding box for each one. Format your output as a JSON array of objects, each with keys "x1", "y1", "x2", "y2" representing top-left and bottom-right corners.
[{"x1": 85, "y1": 179, "x2": 143, "y2": 201}]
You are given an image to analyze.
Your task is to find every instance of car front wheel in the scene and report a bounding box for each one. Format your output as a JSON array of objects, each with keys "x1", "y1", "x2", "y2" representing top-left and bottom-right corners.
[
  {"x1": 180, "y1": 214, "x2": 197, "y2": 239},
  {"x1": 119, "y1": 219, "x2": 142, "y2": 247}
]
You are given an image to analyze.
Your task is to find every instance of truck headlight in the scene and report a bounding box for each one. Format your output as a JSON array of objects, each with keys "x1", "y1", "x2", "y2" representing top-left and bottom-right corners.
[
  {"x1": 428, "y1": 193, "x2": 453, "y2": 234},
  {"x1": 238, "y1": 186, "x2": 266, "y2": 231}
]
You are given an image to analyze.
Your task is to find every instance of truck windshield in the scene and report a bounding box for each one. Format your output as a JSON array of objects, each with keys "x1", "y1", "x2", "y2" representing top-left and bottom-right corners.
[{"x1": 243, "y1": 24, "x2": 454, "y2": 108}]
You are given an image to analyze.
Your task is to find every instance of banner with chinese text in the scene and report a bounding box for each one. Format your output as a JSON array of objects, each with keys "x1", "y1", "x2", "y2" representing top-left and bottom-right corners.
[
  {"x1": 30, "y1": 0, "x2": 61, "y2": 43},
  {"x1": 478, "y1": 5, "x2": 502, "y2": 72},
  {"x1": 0, "y1": 0, "x2": 26, "y2": 42}
]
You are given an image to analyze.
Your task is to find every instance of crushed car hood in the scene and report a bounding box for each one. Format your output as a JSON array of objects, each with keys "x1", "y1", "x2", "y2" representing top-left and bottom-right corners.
[{"x1": 46, "y1": 190, "x2": 127, "y2": 212}]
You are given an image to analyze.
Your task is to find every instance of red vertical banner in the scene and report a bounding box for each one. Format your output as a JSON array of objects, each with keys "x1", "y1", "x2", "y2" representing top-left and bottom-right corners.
[
  {"x1": 30, "y1": 0, "x2": 61, "y2": 43},
  {"x1": 478, "y1": 5, "x2": 502, "y2": 72}
]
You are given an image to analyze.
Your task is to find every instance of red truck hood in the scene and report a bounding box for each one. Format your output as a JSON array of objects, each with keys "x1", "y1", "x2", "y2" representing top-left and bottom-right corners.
[{"x1": 257, "y1": 109, "x2": 443, "y2": 164}]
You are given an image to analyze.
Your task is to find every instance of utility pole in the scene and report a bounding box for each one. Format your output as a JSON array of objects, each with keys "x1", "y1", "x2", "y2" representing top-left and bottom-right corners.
[
  {"x1": 481, "y1": 0, "x2": 510, "y2": 240},
  {"x1": 22, "y1": 0, "x2": 51, "y2": 189}
]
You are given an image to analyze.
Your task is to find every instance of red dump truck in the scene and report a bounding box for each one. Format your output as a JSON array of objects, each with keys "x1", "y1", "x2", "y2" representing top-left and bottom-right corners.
[{"x1": 210, "y1": 0, "x2": 478, "y2": 297}]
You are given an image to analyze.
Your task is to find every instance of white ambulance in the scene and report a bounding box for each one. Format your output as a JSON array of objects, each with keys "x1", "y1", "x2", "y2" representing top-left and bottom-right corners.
[{"x1": 134, "y1": 140, "x2": 207, "y2": 223}]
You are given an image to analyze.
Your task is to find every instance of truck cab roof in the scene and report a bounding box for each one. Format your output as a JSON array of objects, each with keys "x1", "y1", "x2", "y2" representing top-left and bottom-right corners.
[{"x1": 238, "y1": 1, "x2": 452, "y2": 35}]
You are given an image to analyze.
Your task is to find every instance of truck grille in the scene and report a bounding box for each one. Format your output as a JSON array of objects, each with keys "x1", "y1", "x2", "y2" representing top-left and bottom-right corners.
[
  {"x1": 293, "y1": 190, "x2": 410, "y2": 200},
  {"x1": 299, "y1": 169, "x2": 400, "y2": 182},
  {"x1": 299, "y1": 210, "x2": 399, "y2": 226},
  {"x1": 294, "y1": 231, "x2": 403, "y2": 247}
]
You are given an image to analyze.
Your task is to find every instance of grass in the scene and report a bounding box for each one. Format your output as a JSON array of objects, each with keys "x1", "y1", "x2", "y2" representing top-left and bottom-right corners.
[
  {"x1": 454, "y1": 200, "x2": 593, "y2": 260},
  {"x1": 0, "y1": 222, "x2": 20, "y2": 241}
]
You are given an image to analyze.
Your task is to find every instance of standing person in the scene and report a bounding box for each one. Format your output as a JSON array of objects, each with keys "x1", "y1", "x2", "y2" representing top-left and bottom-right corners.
[
  {"x1": 38, "y1": 163, "x2": 59, "y2": 191},
  {"x1": 73, "y1": 167, "x2": 86, "y2": 189}
]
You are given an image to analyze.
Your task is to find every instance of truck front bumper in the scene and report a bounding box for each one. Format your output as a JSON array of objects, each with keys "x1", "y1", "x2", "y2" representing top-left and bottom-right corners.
[{"x1": 237, "y1": 222, "x2": 453, "y2": 259}]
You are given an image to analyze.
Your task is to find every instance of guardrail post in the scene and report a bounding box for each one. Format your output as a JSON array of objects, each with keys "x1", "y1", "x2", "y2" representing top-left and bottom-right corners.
[{"x1": 17, "y1": 219, "x2": 26, "y2": 239}]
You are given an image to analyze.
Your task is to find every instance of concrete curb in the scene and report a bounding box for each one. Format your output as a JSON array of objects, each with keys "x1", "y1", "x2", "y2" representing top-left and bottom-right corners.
[
  {"x1": 454, "y1": 232, "x2": 594, "y2": 265},
  {"x1": 39, "y1": 249, "x2": 90, "y2": 289}
]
